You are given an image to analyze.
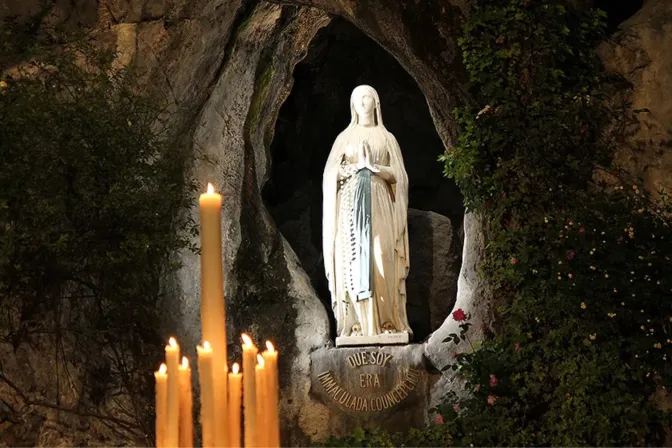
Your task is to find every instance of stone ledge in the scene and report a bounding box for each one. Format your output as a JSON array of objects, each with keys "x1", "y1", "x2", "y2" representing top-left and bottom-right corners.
[{"x1": 335, "y1": 332, "x2": 410, "y2": 346}]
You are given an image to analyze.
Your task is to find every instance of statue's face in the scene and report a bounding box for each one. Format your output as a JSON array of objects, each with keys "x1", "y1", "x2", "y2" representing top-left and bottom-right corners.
[{"x1": 352, "y1": 87, "x2": 376, "y2": 119}]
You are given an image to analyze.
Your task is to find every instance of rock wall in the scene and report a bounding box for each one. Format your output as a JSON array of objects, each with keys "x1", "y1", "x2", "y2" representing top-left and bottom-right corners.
[{"x1": 598, "y1": 0, "x2": 672, "y2": 197}]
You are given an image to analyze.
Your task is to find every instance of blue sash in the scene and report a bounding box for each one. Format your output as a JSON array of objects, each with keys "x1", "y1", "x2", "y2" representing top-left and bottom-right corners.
[{"x1": 353, "y1": 168, "x2": 373, "y2": 301}]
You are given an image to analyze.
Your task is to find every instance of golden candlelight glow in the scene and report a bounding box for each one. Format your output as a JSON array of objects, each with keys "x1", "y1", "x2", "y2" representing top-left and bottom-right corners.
[{"x1": 153, "y1": 182, "x2": 285, "y2": 448}]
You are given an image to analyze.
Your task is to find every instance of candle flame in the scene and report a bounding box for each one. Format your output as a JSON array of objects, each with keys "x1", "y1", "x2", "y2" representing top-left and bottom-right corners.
[
  {"x1": 168, "y1": 337, "x2": 178, "y2": 348},
  {"x1": 159, "y1": 363, "x2": 167, "y2": 374},
  {"x1": 203, "y1": 340, "x2": 211, "y2": 350},
  {"x1": 257, "y1": 354, "x2": 265, "y2": 367},
  {"x1": 232, "y1": 363, "x2": 240, "y2": 375},
  {"x1": 241, "y1": 333, "x2": 254, "y2": 347},
  {"x1": 181, "y1": 357, "x2": 189, "y2": 368},
  {"x1": 207, "y1": 182, "x2": 214, "y2": 194},
  {"x1": 266, "y1": 341, "x2": 275, "y2": 353}
]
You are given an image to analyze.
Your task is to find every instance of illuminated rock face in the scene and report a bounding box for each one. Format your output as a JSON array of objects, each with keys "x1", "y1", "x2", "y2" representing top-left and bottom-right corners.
[{"x1": 598, "y1": 0, "x2": 672, "y2": 199}]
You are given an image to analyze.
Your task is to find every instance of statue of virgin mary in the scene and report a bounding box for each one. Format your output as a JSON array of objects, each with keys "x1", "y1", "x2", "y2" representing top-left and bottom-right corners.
[{"x1": 322, "y1": 85, "x2": 411, "y2": 345}]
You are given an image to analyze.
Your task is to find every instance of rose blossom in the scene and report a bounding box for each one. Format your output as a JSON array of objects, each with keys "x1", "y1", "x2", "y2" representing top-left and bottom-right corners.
[
  {"x1": 489, "y1": 374, "x2": 498, "y2": 387},
  {"x1": 487, "y1": 395, "x2": 497, "y2": 406},
  {"x1": 452, "y1": 308, "x2": 467, "y2": 322},
  {"x1": 434, "y1": 414, "x2": 444, "y2": 425}
]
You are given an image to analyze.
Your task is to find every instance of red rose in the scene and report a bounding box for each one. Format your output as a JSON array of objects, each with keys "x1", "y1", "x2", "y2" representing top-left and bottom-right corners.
[
  {"x1": 489, "y1": 374, "x2": 498, "y2": 387},
  {"x1": 434, "y1": 414, "x2": 444, "y2": 425},
  {"x1": 579, "y1": 227, "x2": 585, "y2": 233},
  {"x1": 511, "y1": 257, "x2": 518, "y2": 264},
  {"x1": 452, "y1": 308, "x2": 467, "y2": 322}
]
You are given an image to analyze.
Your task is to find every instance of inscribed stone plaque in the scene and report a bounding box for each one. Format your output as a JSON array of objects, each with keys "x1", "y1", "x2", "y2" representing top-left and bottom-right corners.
[{"x1": 309, "y1": 345, "x2": 433, "y2": 435}]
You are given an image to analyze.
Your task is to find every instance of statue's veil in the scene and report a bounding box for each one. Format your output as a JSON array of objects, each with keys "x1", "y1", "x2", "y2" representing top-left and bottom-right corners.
[{"x1": 322, "y1": 85, "x2": 410, "y2": 332}]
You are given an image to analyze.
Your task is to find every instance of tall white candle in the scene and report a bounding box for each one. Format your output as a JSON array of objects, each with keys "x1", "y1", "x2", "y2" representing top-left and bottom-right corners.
[
  {"x1": 198, "y1": 183, "x2": 229, "y2": 447},
  {"x1": 155, "y1": 364, "x2": 168, "y2": 448},
  {"x1": 263, "y1": 341, "x2": 280, "y2": 447},
  {"x1": 178, "y1": 357, "x2": 193, "y2": 448},
  {"x1": 197, "y1": 342, "x2": 215, "y2": 447},
  {"x1": 242, "y1": 334, "x2": 258, "y2": 447},
  {"x1": 165, "y1": 338, "x2": 180, "y2": 447},
  {"x1": 228, "y1": 363, "x2": 242, "y2": 448},
  {"x1": 255, "y1": 355, "x2": 267, "y2": 448}
]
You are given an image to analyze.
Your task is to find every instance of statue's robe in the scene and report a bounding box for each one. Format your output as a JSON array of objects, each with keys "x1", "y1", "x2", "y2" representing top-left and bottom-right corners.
[{"x1": 323, "y1": 119, "x2": 411, "y2": 338}]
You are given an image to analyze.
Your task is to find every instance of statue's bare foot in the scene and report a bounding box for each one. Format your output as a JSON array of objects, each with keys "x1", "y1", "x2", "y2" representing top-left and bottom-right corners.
[{"x1": 381, "y1": 321, "x2": 397, "y2": 334}]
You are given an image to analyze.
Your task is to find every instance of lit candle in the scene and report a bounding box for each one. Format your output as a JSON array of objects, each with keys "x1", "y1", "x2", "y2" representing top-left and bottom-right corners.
[
  {"x1": 178, "y1": 357, "x2": 193, "y2": 448},
  {"x1": 199, "y1": 182, "x2": 229, "y2": 447},
  {"x1": 214, "y1": 363, "x2": 229, "y2": 448},
  {"x1": 263, "y1": 341, "x2": 280, "y2": 448},
  {"x1": 197, "y1": 342, "x2": 215, "y2": 447},
  {"x1": 228, "y1": 363, "x2": 242, "y2": 448},
  {"x1": 165, "y1": 338, "x2": 180, "y2": 448},
  {"x1": 155, "y1": 363, "x2": 168, "y2": 448},
  {"x1": 241, "y1": 334, "x2": 258, "y2": 447},
  {"x1": 255, "y1": 355, "x2": 267, "y2": 448}
]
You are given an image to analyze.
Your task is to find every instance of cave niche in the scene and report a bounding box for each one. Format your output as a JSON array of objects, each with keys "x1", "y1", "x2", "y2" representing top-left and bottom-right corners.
[
  {"x1": 594, "y1": 0, "x2": 644, "y2": 33},
  {"x1": 263, "y1": 17, "x2": 464, "y2": 341}
]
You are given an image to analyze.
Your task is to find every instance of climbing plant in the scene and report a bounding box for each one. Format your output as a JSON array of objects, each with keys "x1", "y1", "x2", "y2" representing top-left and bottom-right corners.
[
  {"x1": 0, "y1": 17, "x2": 197, "y2": 443},
  {"x1": 434, "y1": 0, "x2": 672, "y2": 445}
]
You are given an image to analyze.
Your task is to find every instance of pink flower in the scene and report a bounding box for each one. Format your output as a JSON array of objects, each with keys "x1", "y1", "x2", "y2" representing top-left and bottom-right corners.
[
  {"x1": 567, "y1": 250, "x2": 575, "y2": 260},
  {"x1": 489, "y1": 374, "x2": 498, "y2": 387},
  {"x1": 511, "y1": 257, "x2": 518, "y2": 264},
  {"x1": 487, "y1": 395, "x2": 497, "y2": 406},
  {"x1": 514, "y1": 343, "x2": 520, "y2": 351},
  {"x1": 453, "y1": 403, "x2": 461, "y2": 413},
  {"x1": 579, "y1": 227, "x2": 585, "y2": 233},
  {"x1": 434, "y1": 414, "x2": 444, "y2": 425},
  {"x1": 474, "y1": 384, "x2": 480, "y2": 392},
  {"x1": 452, "y1": 308, "x2": 467, "y2": 322}
]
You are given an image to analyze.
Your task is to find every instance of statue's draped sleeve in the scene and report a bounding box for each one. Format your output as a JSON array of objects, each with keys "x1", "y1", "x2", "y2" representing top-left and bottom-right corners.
[
  {"x1": 322, "y1": 131, "x2": 346, "y2": 308},
  {"x1": 386, "y1": 132, "x2": 411, "y2": 333}
]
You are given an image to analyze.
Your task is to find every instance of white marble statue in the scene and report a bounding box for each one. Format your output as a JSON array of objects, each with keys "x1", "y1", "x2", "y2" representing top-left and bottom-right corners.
[{"x1": 323, "y1": 85, "x2": 411, "y2": 346}]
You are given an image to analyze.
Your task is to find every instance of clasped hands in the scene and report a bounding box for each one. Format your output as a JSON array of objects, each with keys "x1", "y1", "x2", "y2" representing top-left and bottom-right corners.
[{"x1": 349, "y1": 141, "x2": 380, "y2": 174}]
